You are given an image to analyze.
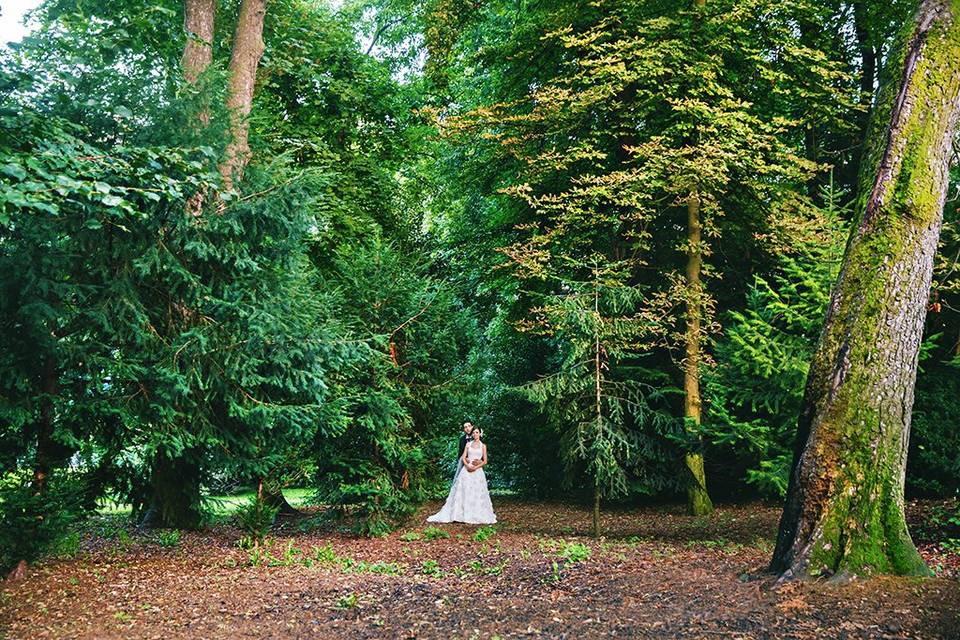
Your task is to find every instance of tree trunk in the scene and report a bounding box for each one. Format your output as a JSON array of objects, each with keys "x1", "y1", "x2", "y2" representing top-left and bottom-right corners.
[
  {"x1": 182, "y1": 0, "x2": 215, "y2": 215},
  {"x1": 850, "y1": 0, "x2": 878, "y2": 184},
  {"x1": 593, "y1": 486, "x2": 601, "y2": 539},
  {"x1": 219, "y1": 0, "x2": 268, "y2": 190},
  {"x1": 682, "y1": 0, "x2": 714, "y2": 518},
  {"x1": 684, "y1": 188, "x2": 713, "y2": 516},
  {"x1": 32, "y1": 352, "x2": 57, "y2": 495},
  {"x1": 181, "y1": 0, "x2": 215, "y2": 84},
  {"x1": 261, "y1": 478, "x2": 300, "y2": 516},
  {"x1": 771, "y1": 0, "x2": 960, "y2": 579},
  {"x1": 141, "y1": 449, "x2": 203, "y2": 529}
]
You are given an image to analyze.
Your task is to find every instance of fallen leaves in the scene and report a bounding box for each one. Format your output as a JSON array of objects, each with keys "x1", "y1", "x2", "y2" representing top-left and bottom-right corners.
[{"x1": 0, "y1": 500, "x2": 957, "y2": 638}]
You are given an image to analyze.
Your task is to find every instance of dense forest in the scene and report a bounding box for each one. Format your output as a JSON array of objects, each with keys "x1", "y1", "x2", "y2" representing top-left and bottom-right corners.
[{"x1": 2, "y1": 0, "x2": 960, "y2": 591}]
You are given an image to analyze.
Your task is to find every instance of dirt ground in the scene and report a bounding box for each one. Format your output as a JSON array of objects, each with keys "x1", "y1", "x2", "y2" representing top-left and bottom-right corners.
[{"x1": 1, "y1": 499, "x2": 958, "y2": 639}]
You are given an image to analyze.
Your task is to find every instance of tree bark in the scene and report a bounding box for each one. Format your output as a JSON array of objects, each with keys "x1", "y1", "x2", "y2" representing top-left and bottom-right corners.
[
  {"x1": 181, "y1": 0, "x2": 215, "y2": 84},
  {"x1": 684, "y1": 188, "x2": 713, "y2": 516},
  {"x1": 771, "y1": 0, "x2": 960, "y2": 579},
  {"x1": 219, "y1": 0, "x2": 268, "y2": 190},
  {"x1": 592, "y1": 486, "x2": 601, "y2": 539},
  {"x1": 32, "y1": 352, "x2": 57, "y2": 495},
  {"x1": 850, "y1": 0, "x2": 878, "y2": 184},
  {"x1": 683, "y1": 0, "x2": 714, "y2": 518},
  {"x1": 182, "y1": 0, "x2": 215, "y2": 215},
  {"x1": 261, "y1": 478, "x2": 300, "y2": 516}
]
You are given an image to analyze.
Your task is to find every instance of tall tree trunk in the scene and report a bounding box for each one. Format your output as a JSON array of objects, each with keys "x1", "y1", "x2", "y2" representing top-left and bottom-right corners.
[
  {"x1": 682, "y1": 0, "x2": 713, "y2": 518},
  {"x1": 144, "y1": 0, "x2": 218, "y2": 521},
  {"x1": 593, "y1": 486, "x2": 601, "y2": 539},
  {"x1": 219, "y1": 0, "x2": 268, "y2": 190},
  {"x1": 771, "y1": 0, "x2": 960, "y2": 579},
  {"x1": 593, "y1": 281, "x2": 603, "y2": 538},
  {"x1": 682, "y1": 0, "x2": 714, "y2": 512},
  {"x1": 684, "y1": 188, "x2": 713, "y2": 516},
  {"x1": 33, "y1": 352, "x2": 57, "y2": 495},
  {"x1": 261, "y1": 477, "x2": 300, "y2": 516}
]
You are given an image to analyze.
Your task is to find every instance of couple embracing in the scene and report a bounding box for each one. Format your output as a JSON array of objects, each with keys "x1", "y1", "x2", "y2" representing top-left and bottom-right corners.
[{"x1": 427, "y1": 422, "x2": 497, "y2": 525}]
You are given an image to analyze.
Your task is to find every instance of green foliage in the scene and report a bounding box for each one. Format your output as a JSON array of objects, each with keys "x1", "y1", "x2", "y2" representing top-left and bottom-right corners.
[
  {"x1": 0, "y1": 471, "x2": 87, "y2": 573},
  {"x1": 557, "y1": 541, "x2": 591, "y2": 564},
  {"x1": 704, "y1": 180, "x2": 850, "y2": 498},
  {"x1": 421, "y1": 526, "x2": 451, "y2": 541},
  {"x1": 1, "y1": 0, "x2": 957, "y2": 549},
  {"x1": 420, "y1": 559, "x2": 441, "y2": 575},
  {"x1": 472, "y1": 526, "x2": 497, "y2": 542},
  {"x1": 235, "y1": 497, "x2": 280, "y2": 546},
  {"x1": 154, "y1": 530, "x2": 181, "y2": 548},
  {"x1": 335, "y1": 592, "x2": 360, "y2": 610}
]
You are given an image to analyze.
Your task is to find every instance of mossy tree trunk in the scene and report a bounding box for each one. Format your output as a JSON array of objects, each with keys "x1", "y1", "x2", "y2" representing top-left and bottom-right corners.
[{"x1": 771, "y1": 0, "x2": 960, "y2": 579}]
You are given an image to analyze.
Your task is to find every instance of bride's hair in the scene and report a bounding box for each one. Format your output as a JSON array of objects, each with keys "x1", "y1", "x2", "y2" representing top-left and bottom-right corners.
[{"x1": 470, "y1": 426, "x2": 483, "y2": 440}]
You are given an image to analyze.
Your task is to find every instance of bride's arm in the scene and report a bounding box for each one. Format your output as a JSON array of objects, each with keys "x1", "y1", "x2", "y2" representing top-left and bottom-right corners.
[{"x1": 475, "y1": 444, "x2": 487, "y2": 469}]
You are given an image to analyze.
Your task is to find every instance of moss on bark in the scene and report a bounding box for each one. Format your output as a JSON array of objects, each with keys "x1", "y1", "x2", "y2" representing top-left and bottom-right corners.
[{"x1": 771, "y1": 0, "x2": 960, "y2": 579}]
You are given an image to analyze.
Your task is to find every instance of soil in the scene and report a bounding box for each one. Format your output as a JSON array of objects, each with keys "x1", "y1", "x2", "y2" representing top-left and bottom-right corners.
[{"x1": 1, "y1": 499, "x2": 958, "y2": 639}]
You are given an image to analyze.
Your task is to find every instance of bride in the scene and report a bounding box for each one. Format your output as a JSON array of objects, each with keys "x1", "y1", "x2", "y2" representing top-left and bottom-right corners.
[{"x1": 427, "y1": 426, "x2": 497, "y2": 524}]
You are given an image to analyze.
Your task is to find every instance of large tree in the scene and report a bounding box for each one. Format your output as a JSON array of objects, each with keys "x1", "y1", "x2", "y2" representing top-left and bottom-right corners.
[{"x1": 771, "y1": 0, "x2": 960, "y2": 579}]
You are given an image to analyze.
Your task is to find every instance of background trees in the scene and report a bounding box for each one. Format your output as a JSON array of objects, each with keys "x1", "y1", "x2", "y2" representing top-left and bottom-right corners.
[{"x1": 1, "y1": 0, "x2": 958, "y2": 575}]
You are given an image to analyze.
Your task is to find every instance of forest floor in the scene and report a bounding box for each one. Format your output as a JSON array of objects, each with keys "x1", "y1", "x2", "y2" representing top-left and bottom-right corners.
[{"x1": 1, "y1": 498, "x2": 958, "y2": 639}]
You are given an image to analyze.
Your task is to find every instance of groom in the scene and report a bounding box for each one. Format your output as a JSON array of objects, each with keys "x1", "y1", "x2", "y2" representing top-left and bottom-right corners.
[{"x1": 455, "y1": 421, "x2": 473, "y2": 478}]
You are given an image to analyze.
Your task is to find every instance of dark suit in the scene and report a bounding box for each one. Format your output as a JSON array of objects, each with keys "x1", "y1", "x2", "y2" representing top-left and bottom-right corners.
[{"x1": 458, "y1": 433, "x2": 469, "y2": 461}]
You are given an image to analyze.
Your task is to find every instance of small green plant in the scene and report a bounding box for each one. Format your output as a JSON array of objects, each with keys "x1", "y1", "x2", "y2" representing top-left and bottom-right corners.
[
  {"x1": 482, "y1": 559, "x2": 508, "y2": 576},
  {"x1": 557, "y1": 541, "x2": 591, "y2": 563},
  {"x1": 115, "y1": 528, "x2": 132, "y2": 549},
  {"x1": 335, "y1": 592, "x2": 359, "y2": 610},
  {"x1": 420, "y1": 559, "x2": 441, "y2": 575},
  {"x1": 422, "y1": 526, "x2": 450, "y2": 541},
  {"x1": 113, "y1": 611, "x2": 131, "y2": 622},
  {"x1": 52, "y1": 532, "x2": 81, "y2": 557},
  {"x1": 399, "y1": 531, "x2": 422, "y2": 542},
  {"x1": 155, "y1": 530, "x2": 181, "y2": 548},
  {"x1": 268, "y1": 540, "x2": 301, "y2": 566},
  {"x1": 235, "y1": 497, "x2": 280, "y2": 547},
  {"x1": 472, "y1": 526, "x2": 497, "y2": 542},
  {"x1": 550, "y1": 560, "x2": 562, "y2": 583},
  {"x1": 312, "y1": 543, "x2": 337, "y2": 564},
  {"x1": 247, "y1": 545, "x2": 268, "y2": 567},
  {"x1": 942, "y1": 538, "x2": 960, "y2": 554},
  {"x1": 367, "y1": 561, "x2": 403, "y2": 575}
]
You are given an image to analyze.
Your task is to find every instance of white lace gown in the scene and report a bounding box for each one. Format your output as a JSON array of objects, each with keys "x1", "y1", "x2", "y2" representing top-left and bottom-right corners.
[{"x1": 427, "y1": 442, "x2": 497, "y2": 524}]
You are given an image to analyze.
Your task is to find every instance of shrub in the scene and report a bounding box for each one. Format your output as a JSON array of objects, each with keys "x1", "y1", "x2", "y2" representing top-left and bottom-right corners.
[
  {"x1": 0, "y1": 471, "x2": 88, "y2": 573},
  {"x1": 422, "y1": 526, "x2": 450, "y2": 540},
  {"x1": 235, "y1": 496, "x2": 280, "y2": 546},
  {"x1": 155, "y1": 530, "x2": 182, "y2": 548}
]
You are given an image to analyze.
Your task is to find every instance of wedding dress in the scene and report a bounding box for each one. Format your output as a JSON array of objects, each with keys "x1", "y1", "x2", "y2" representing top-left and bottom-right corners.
[{"x1": 427, "y1": 442, "x2": 497, "y2": 524}]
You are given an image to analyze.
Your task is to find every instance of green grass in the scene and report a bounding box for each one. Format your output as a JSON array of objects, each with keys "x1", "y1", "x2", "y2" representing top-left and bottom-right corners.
[{"x1": 96, "y1": 488, "x2": 315, "y2": 517}]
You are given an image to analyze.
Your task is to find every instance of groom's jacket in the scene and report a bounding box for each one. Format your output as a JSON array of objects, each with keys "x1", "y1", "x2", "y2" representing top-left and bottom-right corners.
[{"x1": 458, "y1": 434, "x2": 469, "y2": 460}]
